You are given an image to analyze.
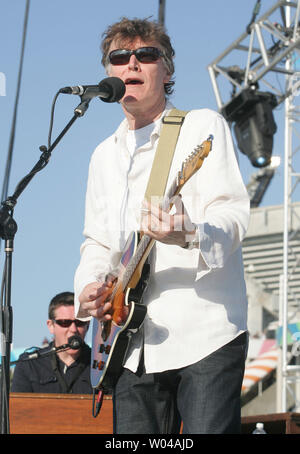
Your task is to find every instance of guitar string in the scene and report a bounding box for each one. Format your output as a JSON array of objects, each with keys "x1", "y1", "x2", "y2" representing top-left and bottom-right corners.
[{"x1": 120, "y1": 142, "x2": 207, "y2": 292}]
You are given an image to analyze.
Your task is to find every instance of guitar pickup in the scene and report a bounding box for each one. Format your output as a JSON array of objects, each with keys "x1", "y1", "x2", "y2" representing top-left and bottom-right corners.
[
  {"x1": 92, "y1": 359, "x2": 105, "y2": 370},
  {"x1": 98, "y1": 343, "x2": 111, "y2": 355}
]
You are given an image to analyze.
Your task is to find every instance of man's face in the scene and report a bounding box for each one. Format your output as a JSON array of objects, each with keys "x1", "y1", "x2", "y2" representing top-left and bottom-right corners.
[
  {"x1": 47, "y1": 305, "x2": 89, "y2": 354},
  {"x1": 107, "y1": 38, "x2": 171, "y2": 115}
]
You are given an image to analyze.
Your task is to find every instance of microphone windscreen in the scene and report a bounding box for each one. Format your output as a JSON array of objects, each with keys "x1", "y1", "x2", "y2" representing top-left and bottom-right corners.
[
  {"x1": 99, "y1": 77, "x2": 125, "y2": 103},
  {"x1": 68, "y1": 335, "x2": 83, "y2": 350}
]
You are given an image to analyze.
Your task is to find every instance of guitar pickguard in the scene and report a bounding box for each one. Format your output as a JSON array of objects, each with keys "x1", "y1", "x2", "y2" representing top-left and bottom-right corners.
[{"x1": 90, "y1": 233, "x2": 150, "y2": 389}]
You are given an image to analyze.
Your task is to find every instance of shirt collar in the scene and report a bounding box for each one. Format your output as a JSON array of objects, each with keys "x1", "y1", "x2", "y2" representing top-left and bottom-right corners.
[{"x1": 114, "y1": 100, "x2": 175, "y2": 144}]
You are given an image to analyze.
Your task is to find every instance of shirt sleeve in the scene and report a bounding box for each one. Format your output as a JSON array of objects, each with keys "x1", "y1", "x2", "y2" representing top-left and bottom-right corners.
[
  {"x1": 74, "y1": 154, "x2": 112, "y2": 319},
  {"x1": 193, "y1": 112, "x2": 250, "y2": 280}
]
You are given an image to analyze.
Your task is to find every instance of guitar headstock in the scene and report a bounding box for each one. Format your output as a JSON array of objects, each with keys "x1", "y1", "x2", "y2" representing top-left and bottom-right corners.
[{"x1": 179, "y1": 135, "x2": 213, "y2": 186}]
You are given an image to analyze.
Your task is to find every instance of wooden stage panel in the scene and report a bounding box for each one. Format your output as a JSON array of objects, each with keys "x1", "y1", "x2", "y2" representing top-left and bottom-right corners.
[
  {"x1": 9, "y1": 393, "x2": 113, "y2": 434},
  {"x1": 10, "y1": 393, "x2": 300, "y2": 434}
]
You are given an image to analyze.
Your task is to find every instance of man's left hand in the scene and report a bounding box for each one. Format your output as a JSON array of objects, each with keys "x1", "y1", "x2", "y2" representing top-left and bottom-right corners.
[{"x1": 140, "y1": 195, "x2": 196, "y2": 248}]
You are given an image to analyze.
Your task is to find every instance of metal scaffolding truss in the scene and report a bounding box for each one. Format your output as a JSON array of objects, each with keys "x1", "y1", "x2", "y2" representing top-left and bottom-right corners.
[
  {"x1": 208, "y1": 1, "x2": 300, "y2": 110},
  {"x1": 207, "y1": 0, "x2": 300, "y2": 412}
]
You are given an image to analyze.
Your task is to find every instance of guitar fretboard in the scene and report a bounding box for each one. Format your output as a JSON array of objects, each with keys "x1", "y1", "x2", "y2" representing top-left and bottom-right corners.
[
  {"x1": 121, "y1": 174, "x2": 181, "y2": 292},
  {"x1": 120, "y1": 139, "x2": 211, "y2": 292},
  {"x1": 122, "y1": 233, "x2": 152, "y2": 291}
]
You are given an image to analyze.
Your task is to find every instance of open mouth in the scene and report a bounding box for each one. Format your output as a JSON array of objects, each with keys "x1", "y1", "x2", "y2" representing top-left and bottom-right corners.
[{"x1": 125, "y1": 78, "x2": 143, "y2": 85}]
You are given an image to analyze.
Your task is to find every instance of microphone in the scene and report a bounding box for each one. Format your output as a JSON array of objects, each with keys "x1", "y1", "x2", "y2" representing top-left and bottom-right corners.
[
  {"x1": 24, "y1": 335, "x2": 83, "y2": 360},
  {"x1": 59, "y1": 76, "x2": 125, "y2": 103},
  {"x1": 67, "y1": 335, "x2": 83, "y2": 350}
]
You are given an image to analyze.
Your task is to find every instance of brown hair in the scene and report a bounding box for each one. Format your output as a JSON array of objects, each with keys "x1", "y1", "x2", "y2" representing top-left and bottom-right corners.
[
  {"x1": 48, "y1": 291, "x2": 74, "y2": 320},
  {"x1": 101, "y1": 17, "x2": 175, "y2": 95}
]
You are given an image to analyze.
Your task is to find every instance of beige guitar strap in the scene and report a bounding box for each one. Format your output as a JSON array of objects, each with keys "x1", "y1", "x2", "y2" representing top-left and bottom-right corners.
[{"x1": 144, "y1": 108, "x2": 188, "y2": 202}]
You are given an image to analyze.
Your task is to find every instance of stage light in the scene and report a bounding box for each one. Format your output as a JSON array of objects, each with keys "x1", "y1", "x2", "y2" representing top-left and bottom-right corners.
[
  {"x1": 221, "y1": 88, "x2": 277, "y2": 168},
  {"x1": 247, "y1": 156, "x2": 281, "y2": 208}
]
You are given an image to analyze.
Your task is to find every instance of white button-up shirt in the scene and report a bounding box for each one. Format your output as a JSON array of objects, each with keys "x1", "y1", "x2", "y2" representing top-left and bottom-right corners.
[{"x1": 74, "y1": 102, "x2": 250, "y2": 374}]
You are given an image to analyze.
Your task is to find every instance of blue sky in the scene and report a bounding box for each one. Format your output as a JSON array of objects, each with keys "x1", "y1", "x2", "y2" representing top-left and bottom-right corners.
[{"x1": 0, "y1": 0, "x2": 293, "y2": 351}]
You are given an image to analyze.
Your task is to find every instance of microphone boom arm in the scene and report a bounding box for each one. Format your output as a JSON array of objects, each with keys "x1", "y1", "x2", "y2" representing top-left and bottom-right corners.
[
  {"x1": 0, "y1": 100, "x2": 89, "y2": 434},
  {"x1": 0, "y1": 335, "x2": 83, "y2": 368}
]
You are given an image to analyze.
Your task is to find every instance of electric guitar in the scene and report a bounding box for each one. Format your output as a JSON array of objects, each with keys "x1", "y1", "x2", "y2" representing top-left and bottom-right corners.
[{"x1": 90, "y1": 135, "x2": 213, "y2": 390}]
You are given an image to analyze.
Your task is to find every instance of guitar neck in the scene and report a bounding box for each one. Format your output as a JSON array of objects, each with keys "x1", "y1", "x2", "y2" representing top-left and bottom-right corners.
[
  {"x1": 121, "y1": 177, "x2": 181, "y2": 292},
  {"x1": 122, "y1": 233, "x2": 153, "y2": 291},
  {"x1": 121, "y1": 135, "x2": 213, "y2": 292}
]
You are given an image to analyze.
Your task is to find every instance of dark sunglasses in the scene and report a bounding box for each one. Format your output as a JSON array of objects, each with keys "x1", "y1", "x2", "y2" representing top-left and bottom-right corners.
[
  {"x1": 53, "y1": 319, "x2": 88, "y2": 328},
  {"x1": 108, "y1": 46, "x2": 163, "y2": 66}
]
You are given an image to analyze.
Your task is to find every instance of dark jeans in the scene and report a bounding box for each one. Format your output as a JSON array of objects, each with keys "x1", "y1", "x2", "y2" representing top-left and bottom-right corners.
[{"x1": 113, "y1": 332, "x2": 248, "y2": 434}]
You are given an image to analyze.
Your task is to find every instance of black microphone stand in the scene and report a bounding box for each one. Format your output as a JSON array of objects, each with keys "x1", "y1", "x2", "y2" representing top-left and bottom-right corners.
[{"x1": 0, "y1": 98, "x2": 90, "y2": 434}]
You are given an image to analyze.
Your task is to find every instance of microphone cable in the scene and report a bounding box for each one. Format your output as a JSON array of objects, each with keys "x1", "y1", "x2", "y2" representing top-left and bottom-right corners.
[
  {"x1": 92, "y1": 388, "x2": 104, "y2": 418},
  {"x1": 47, "y1": 90, "x2": 61, "y2": 150}
]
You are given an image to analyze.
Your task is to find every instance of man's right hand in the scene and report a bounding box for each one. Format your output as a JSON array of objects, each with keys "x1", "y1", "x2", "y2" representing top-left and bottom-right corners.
[{"x1": 79, "y1": 281, "x2": 113, "y2": 321}]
